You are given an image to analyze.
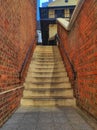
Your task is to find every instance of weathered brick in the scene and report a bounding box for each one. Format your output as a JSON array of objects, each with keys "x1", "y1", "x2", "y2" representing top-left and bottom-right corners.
[
  {"x1": 0, "y1": 0, "x2": 36, "y2": 127},
  {"x1": 58, "y1": 0, "x2": 97, "y2": 119}
]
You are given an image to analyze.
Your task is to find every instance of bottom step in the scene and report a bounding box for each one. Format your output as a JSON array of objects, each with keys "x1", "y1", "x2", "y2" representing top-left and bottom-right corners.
[{"x1": 21, "y1": 98, "x2": 76, "y2": 107}]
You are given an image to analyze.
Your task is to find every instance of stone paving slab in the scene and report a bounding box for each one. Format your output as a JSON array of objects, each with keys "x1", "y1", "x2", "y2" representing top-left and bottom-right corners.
[{"x1": 0, "y1": 107, "x2": 94, "y2": 130}]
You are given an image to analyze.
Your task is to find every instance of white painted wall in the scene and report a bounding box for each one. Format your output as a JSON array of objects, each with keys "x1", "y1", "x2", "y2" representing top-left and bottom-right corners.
[{"x1": 37, "y1": 30, "x2": 42, "y2": 43}]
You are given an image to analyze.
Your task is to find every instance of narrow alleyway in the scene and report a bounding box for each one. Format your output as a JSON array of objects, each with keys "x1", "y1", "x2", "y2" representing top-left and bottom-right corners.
[
  {"x1": 1, "y1": 46, "x2": 97, "y2": 130},
  {"x1": 0, "y1": 107, "x2": 94, "y2": 130},
  {"x1": 0, "y1": 0, "x2": 97, "y2": 129}
]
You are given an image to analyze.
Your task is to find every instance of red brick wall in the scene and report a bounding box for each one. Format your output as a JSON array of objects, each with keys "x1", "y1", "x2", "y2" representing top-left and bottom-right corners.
[
  {"x1": 57, "y1": 0, "x2": 97, "y2": 119},
  {"x1": 0, "y1": 0, "x2": 36, "y2": 126}
]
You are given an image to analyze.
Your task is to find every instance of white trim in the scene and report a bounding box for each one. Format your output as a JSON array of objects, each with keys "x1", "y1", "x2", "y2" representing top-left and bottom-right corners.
[{"x1": 57, "y1": 18, "x2": 69, "y2": 30}]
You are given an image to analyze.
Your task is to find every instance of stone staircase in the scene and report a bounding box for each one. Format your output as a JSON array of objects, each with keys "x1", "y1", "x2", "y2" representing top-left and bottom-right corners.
[{"x1": 21, "y1": 46, "x2": 76, "y2": 107}]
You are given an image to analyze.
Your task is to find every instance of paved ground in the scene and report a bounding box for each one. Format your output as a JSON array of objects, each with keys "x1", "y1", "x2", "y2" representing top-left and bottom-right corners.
[{"x1": 0, "y1": 107, "x2": 94, "y2": 130}]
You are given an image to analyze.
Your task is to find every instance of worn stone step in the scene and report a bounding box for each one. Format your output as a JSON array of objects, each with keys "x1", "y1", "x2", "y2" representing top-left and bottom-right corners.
[
  {"x1": 31, "y1": 60, "x2": 63, "y2": 64},
  {"x1": 22, "y1": 96, "x2": 74, "y2": 100},
  {"x1": 35, "y1": 48, "x2": 59, "y2": 51},
  {"x1": 29, "y1": 63, "x2": 64, "y2": 68},
  {"x1": 24, "y1": 87, "x2": 72, "y2": 91},
  {"x1": 34, "y1": 49, "x2": 59, "y2": 52},
  {"x1": 25, "y1": 77, "x2": 69, "y2": 83},
  {"x1": 21, "y1": 45, "x2": 75, "y2": 107},
  {"x1": 33, "y1": 52, "x2": 60, "y2": 57},
  {"x1": 23, "y1": 89, "x2": 73, "y2": 97},
  {"x1": 29, "y1": 63, "x2": 65, "y2": 68},
  {"x1": 33, "y1": 55, "x2": 61, "y2": 57},
  {"x1": 29, "y1": 65, "x2": 65, "y2": 69},
  {"x1": 34, "y1": 50, "x2": 60, "y2": 53},
  {"x1": 28, "y1": 67, "x2": 66, "y2": 72},
  {"x1": 32, "y1": 58, "x2": 62, "y2": 62},
  {"x1": 28, "y1": 72, "x2": 67, "y2": 77},
  {"x1": 21, "y1": 98, "x2": 76, "y2": 107},
  {"x1": 24, "y1": 82, "x2": 71, "y2": 89},
  {"x1": 35, "y1": 46, "x2": 58, "y2": 49},
  {"x1": 34, "y1": 52, "x2": 60, "y2": 55},
  {"x1": 28, "y1": 70, "x2": 66, "y2": 73},
  {"x1": 28, "y1": 68, "x2": 66, "y2": 73},
  {"x1": 31, "y1": 59, "x2": 63, "y2": 63},
  {"x1": 33, "y1": 56, "x2": 61, "y2": 59},
  {"x1": 30, "y1": 61, "x2": 63, "y2": 66},
  {"x1": 35, "y1": 49, "x2": 56, "y2": 51},
  {"x1": 33, "y1": 54, "x2": 61, "y2": 58},
  {"x1": 27, "y1": 72, "x2": 67, "y2": 78},
  {"x1": 29, "y1": 64, "x2": 65, "y2": 69}
]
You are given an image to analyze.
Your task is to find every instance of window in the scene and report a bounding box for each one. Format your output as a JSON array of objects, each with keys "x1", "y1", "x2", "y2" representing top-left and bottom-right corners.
[
  {"x1": 49, "y1": 9, "x2": 55, "y2": 18},
  {"x1": 64, "y1": 9, "x2": 70, "y2": 18},
  {"x1": 55, "y1": 10, "x2": 64, "y2": 18},
  {"x1": 65, "y1": 0, "x2": 68, "y2": 2},
  {"x1": 40, "y1": 8, "x2": 48, "y2": 19}
]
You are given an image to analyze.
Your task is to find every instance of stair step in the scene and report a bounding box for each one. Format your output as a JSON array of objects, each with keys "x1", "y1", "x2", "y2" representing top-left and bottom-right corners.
[
  {"x1": 28, "y1": 72, "x2": 67, "y2": 76},
  {"x1": 24, "y1": 82, "x2": 71, "y2": 89},
  {"x1": 27, "y1": 73, "x2": 67, "y2": 78},
  {"x1": 23, "y1": 89, "x2": 73, "y2": 97},
  {"x1": 28, "y1": 68, "x2": 66, "y2": 72},
  {"x1": 35, "y1": 48, "x2": 59, "y2": 50},
  {"x1": 25, "y1": 77, "x2": 69, "y2": 83},
  {"x1": 24, "y1": 87, "x2": 72, "y2": 91},
  {"x1": 21, "y1": 45, "x2": 76, "y2": 107},
  {"x1": 35, "y1": 47, "x2": 59, "y2": 49},
  {"x1": 32, "y1": 59, "x2": 62, "y2": 62},
  {"x1": 34, "y1": 51, "x2": 59, "y2": 54},
  {"x1": 29, "y1": 64, "x2": 64, "y2": 68},
  {"x1": 35, "y1": 47, "x2": 58, "y2": 49},
  {"x1": 32, "y1": 60, "x2": 63, "y2": 63},
  {"x1": 33, "y1": 54, "x2": 61, "y2": 58},
  {"x1": 28, "y1": 69, "x2": 66, "y2": 73},
  {"x1": 32, "y1": 55, "x2": 62, "y2": 60},
  {"x1": 21, "y1": 98, "x2": 76, "y2": 107},
  {"x1": 30, "y1": 62, "x2": 64, "y2": 66},
  {"x1": 32, "y1": 57, "x2": 62, "y2": 59},
  {"x1": 29, "y1": 64, "x2": 65, "y2": 69},
  {"x1": 23, "y1": 96, "x2": 74, "y2": 99},
  {"x1": 33, "y1": 53, "x2": 60, "y2": 55}
]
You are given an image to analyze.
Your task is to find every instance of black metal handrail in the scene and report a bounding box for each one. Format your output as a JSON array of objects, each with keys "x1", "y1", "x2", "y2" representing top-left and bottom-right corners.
[
  {"x1": 19, "y1": 36, "x2": 37, "y2": 80},
  {"x1": 56, "y1": 35, "x2": 77, "y2": 80}
]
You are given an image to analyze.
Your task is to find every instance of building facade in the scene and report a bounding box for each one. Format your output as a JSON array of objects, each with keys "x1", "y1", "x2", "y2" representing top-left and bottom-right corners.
[{"x1": 40, "y1": 0, "x2": 78, "y2": 45}]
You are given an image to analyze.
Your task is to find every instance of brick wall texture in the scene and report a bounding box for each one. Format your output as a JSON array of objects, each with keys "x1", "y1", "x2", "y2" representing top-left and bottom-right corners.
[
  {"x1": 0, "y1": 0, "x2": 36, "y2": 126},
  {"x1": 58, "y1": 0, "x2": 97, "y2": 119}
]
